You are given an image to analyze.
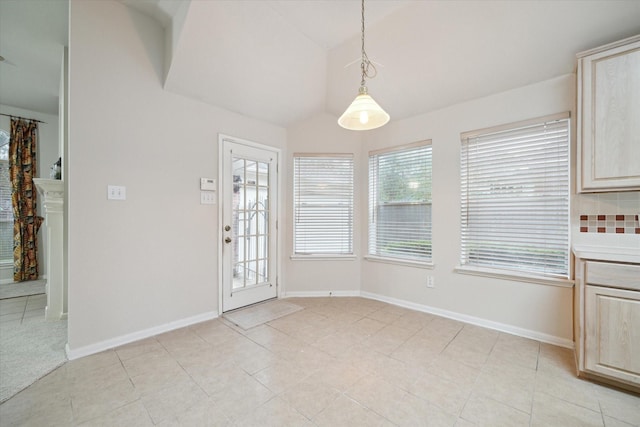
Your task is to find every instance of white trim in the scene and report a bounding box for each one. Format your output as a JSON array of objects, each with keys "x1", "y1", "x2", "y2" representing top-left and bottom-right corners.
[
  {"x1": 65, "y1": 310, "x2": 218, "y2": 360},
  {"x1": 64, "y1": 289, "x2": 574, "y2": 360},
  {"x1": 218, "y1": 134, "x2": 283, "y2": 314},
  {"x1": 364, "y1": 255, "x2": 434, "y2": 269},
  {"x1": 454, "y1": 265, "x2": 574, "y2": 288},
  {"x1": 0, "y1": 263, "x2": 12, "y2": 285},
  {"x1": 360, "y1": 291, "x2": 574, "y2": 349},
  {"x1": 283, "y1": 290, "x2": 573, "y2": 348},
  {"x1": 292, "y1": 152, "x2": 353, "y2": 159},
  {"x1": 0, "y1": 271, "x2": 46, "y2": 285},
  {"x1": 292, "y1": 155, "x2": 355, "y2": 257},
  {"x1": 218, "y1": 136, "x2": 224, "y2": 316},
  {"x1": 290, "y1": 255, "x2": 357, "y2": 261},
  {"x1": 368, "y1": 139, "x2": 432, "y2": 156},
  {"x1": 461, "y1": 111, "x2": 570, "y2": 140},
  {"x1": 282, "y1": 290, "x2": 360, "y2": 298}
]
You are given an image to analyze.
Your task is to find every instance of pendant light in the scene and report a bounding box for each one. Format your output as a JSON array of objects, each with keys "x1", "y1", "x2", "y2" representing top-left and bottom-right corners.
[{"x1": 338, "y1": 0, "x2": 390, "y2": 131}]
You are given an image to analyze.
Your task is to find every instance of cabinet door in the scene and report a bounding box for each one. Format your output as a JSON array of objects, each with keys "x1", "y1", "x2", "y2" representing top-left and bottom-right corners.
[
  {"x1": 584, "y1": 285, "x2": 640, "y2": 385},
  {"x1": 578, "y1": 37, "x2": 640, "y2": 192}
]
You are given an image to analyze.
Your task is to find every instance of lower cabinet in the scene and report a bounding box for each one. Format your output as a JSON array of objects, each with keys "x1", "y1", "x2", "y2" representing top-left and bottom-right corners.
[
  {"x1": 574, "y1": 257, "x2": 640, "y2": 391},
  {"x1": 584, "y1": 284, "x2": 640, "y2": 387}
]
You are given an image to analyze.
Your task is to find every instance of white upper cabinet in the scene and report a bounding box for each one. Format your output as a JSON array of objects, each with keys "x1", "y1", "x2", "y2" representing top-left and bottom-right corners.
[{"x1": 577, "y1": 35, "x2": 640, "y2": 193}]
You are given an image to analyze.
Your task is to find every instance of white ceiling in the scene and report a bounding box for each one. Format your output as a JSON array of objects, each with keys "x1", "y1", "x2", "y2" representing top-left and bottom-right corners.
[{"x1": 1, "y1": 0, "x2": 639, "y2": 127}]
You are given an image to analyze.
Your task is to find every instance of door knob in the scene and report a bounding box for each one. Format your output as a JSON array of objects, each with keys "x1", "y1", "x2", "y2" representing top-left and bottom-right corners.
[
  {"x1": 225, "y1": 237, "x2": 232, "y2": 244},
  {"x1": 224, "y1": 225, "x2": 231, "y2": 231}
]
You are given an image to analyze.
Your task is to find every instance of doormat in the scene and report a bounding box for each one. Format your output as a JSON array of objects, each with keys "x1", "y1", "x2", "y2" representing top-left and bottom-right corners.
[{"x1": 224, "y1": 299, "x2": 303, "y2": 330}]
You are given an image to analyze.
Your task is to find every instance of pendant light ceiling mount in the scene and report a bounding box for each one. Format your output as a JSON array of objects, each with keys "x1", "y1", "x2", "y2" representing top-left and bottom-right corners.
[{"x1": 338, "y1": 0, "x2": 390, "y2": 131}]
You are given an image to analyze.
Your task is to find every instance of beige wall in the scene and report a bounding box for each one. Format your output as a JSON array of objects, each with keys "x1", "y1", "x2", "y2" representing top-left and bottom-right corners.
[
  {"x1": 282, "y1": 76, "x2": 586, "y2": 346},
  {"x1": 67, "y1": 0, "x2": 285, "y2": 354},
  {"x1": 67, "y1": 0, "x2": 639, "y2": 356},
  {"x1": 284, "y1": 113, "x2": 363, "y2": 296},
  {"x1": 360, "y1": 75, "x2": 577, "y2": 345}
]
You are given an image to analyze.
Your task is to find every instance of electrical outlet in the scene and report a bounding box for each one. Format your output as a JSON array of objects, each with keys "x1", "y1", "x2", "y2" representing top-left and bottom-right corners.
[{"x1": 426, "y1": 276, "x2": 435, "y2": 288}]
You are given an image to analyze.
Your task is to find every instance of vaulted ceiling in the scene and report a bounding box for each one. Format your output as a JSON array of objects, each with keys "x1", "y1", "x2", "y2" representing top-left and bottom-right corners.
[{"x1": 2, "y1": 1, "x2": 639, "y2": 127}]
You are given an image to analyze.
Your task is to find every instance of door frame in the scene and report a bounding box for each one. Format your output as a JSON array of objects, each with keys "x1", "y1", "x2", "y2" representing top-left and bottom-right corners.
[{"x1": 217, "y1": 134, "x2": 283, "y2": 314}]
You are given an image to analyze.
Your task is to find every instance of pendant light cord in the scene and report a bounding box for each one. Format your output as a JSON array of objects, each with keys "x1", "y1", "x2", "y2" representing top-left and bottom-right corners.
[{"x1": 360, "y1": 0, "x2": 377, "y2": 87}]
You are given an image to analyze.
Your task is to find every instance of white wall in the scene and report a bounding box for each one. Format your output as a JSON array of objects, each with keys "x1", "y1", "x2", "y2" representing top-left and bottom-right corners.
[
  {"x1": 0, "y1": 105, "x2": 59, "y2": 283},
  {"x1": 359, "y1": 75, "x2": 577, "y2": 345},
  {"x1": 284, "y1": 113, "x2": 363, "y2": 296},
  {"x1": 67, "y1": 0, "x2": 285, "y2": 354}
]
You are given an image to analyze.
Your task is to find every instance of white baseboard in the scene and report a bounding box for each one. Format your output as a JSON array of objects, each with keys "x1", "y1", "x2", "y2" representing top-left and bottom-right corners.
[
  {"x1": 0, "y1": 264, "x2": 12, "y2": 285},
  {"x1": 282, "y1": 290, "x2": 361, "y2": 298},
  {"x1": 65, "y1": 290, "x2": 572, "y2": 360},
  {"x1": 360, "y1": 291, "x2": 574, "y2": 349},
  {"x1": 66, "y1": 310, "x2": 219, "y2": 360},
  {"x1": 0, "y1": 274, "x2": 47, "y2": 285}
]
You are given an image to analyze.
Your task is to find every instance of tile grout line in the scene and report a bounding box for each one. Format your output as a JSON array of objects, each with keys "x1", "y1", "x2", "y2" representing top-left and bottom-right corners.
[{"x1": 19, "y1": 297, "x2": 28, "y2": 324}]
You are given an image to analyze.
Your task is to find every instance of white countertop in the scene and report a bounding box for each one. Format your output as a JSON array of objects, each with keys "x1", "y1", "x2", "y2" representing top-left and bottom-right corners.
[{"x1": 573, "y1": 245, "x2": 640, "y2": 264}]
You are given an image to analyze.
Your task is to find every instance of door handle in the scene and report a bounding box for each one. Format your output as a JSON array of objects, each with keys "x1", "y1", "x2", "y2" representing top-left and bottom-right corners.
[
  {"x1": 225, "y1": 237, "x2": 232, "y2": 244},
  {"x1": 224, "y1": 225, "x2": 231, "y2": 231}
]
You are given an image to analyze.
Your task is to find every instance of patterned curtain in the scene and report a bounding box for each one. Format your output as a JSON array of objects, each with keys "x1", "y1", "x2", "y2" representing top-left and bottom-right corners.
[{"x1": 9, "y1": 118, "x2": 43, "y2": 282}]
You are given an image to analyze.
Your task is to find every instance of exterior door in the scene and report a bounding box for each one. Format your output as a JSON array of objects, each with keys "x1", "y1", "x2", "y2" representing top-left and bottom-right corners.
[{"x1": 221, "y1": 137, "x2": 278, "y2": 312}]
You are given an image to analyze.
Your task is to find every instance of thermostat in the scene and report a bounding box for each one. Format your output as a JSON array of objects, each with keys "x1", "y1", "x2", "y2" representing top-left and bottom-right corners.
[{"x1": 200, "y1": 178, "x2": 216, "y2": 191}]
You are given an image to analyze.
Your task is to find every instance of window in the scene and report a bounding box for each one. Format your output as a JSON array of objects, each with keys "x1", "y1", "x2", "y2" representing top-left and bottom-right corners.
[
  {"x1": 293, "y1": 154, "x2": 353, "y2": 255},
  {"x1": 460, "y1": 113, "x2": 570, "y2": 279},
  {"x1": 368, "y1": 141, "x2": 432, "y2": 262},
  {"x1": 1, "y1": 129, "x2": 12, "y2": 263}
]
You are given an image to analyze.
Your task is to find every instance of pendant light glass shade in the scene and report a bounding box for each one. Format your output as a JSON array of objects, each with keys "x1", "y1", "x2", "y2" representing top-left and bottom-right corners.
[
  {"x1": 338, "y1": 86, "x2": 390, "y2": 131},
  {"x1": 338, "y1": 0, "x2": 390, "y2": 131}
]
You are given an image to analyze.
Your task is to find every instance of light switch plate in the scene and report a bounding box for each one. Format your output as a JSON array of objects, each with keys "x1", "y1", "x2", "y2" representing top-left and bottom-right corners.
[
  {"x1": 200, "y1": 191, "x2": 216, "y2": 205},
  {"x1": 107, "y1": 185, "x2": 126, "y2": 200}
]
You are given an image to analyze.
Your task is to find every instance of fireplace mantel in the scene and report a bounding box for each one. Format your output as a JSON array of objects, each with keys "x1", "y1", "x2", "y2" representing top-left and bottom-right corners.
[{"x1": 33, "y1": 178, "x2": 66, "y2": 321}]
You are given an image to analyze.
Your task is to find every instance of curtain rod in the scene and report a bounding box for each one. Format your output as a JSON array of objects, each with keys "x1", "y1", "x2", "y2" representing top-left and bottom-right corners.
[{"x1": 0, "y1": 113, "x2": 47, "y2": 124}]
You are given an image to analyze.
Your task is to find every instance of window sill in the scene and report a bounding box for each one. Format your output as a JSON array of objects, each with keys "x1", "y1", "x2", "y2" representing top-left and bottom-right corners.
[
  {"x1": 290, "y1": 255, "x2": 357, "y2": 261},
  {"x1": 454, "y1": 265, "x2": 574, "y2": 288},
  {"x1": 364, "y1": 255, "x2": 434, "y2": 269}
]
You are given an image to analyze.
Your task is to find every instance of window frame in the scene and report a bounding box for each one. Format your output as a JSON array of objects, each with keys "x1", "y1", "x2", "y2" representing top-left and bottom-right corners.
[
  {"x1": 457, "y1": 112, "x2": 572, "y2": 285},
  {"x1": 367, "y1": 140, "x2": 433, "y2": 266},
  {"x1": 292, "y1": 153, "x2": 355, "y2": 259},
  {"x1": 0, "y1": 133, "x2": 13, "y2": 264}
]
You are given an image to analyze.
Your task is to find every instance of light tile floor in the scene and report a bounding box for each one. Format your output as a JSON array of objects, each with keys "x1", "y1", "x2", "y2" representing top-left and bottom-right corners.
[
  {"x1": 1, "y1": 297, "x2": 639, "y2": 426},
  {"x1": 0, "y1": 294, "x2": 48, "y2": 326}
]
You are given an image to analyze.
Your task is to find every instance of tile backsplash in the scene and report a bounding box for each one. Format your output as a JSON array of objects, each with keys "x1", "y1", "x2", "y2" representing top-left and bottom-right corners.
[
  {"x1": 572, "y1": 191, "x2": 639, "y2": 249},
  {"x1": 579, "y1": 214, "x2": 639, "y2": 234}
]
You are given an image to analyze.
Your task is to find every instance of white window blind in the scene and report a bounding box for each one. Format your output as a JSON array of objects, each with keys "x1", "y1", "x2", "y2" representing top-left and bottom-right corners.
[
  {"x1": 460, "y1": 114, "x2": 570, "y2": 278},
  {"x1": 293, "y1": 154, "x2": 353, "y2": 255},
  {"x1": 369, "y1": 142, "x2": 432, "y2": 262}
]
